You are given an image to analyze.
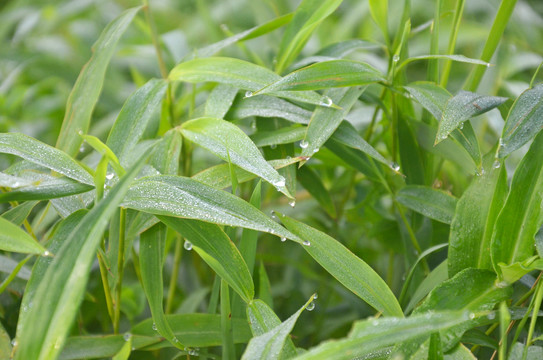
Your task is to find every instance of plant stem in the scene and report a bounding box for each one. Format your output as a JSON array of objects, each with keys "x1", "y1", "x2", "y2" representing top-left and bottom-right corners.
[
  {"x1": 440, "y1": 0, "x2": 465, "y2": 87},
  {"x1": 0, "y1": 255, "x2": 32, "y2": 294},
  {"x1": 221, "y1": 279, "x2": 235, "y2": 360},
  {"x1": 97, "y1": 250, "x2": 115, "y2": 325},
  {"x1": 113, "y1": 207, "x2": 127, "y2": 333},
  {"x1": 165, "y1": 236, "x2": 183, "y2": 314},
  {"x1": 523, "y1": 276, "x2": 543, "y2": 358}
]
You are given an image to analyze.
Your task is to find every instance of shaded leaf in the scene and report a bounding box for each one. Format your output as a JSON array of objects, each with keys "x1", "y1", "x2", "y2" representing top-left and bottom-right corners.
[
  {"x1": 297, "y1": 166, "x2": 336, "y2": 217},
  {"x1": 405, "y1": 81, "x2": 451, "y2": 120},
  {"x1": 227, "y1": 95, "x2": 312, "y2": 124},
  {"x1": 396, "y1": 185, "x2": 457, "y2": 224}
]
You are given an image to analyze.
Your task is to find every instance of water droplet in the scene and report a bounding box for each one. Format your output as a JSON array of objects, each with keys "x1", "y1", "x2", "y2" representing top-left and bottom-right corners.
[
  {"x1": 22, "y1": 305, "x2": 29, "y2": 312},
  {"x1": 300, "y1": 140, "x2": 309, "y2": 149},
  {"x1": 312, "y1": 148, "x2": 319, "y2": 154},
  {"x1": 499, "y1": 138, "x2": 505, "y2": 147},
  {"x1": 313, "y1": 293, "x2": 318, "y2": 300},
  {"x1": 188, "y1": 348, "x2": 199, "y2": 356},
  {"x1": 172, "y1": 336, "x2": 180, "y2": 344},
  {"x1": 459, "y1": 122, "x2": 464, "y2": 130},
  {"x1": 270, "y1": 144, "x2": 277, "y2": 149},
  {"x1": 493, "y1": 160, "x2": 501, "y2": 169},
  {"x1": 123, "y1": 333, "x2": 131, "y2": 341},
  {"x1": 280, "y1": 237, "x2": 287, "y2": 242},
  {"x1": 486, "y1": 63, "x2": 491, "y2": 68},
  {"x1": 393, "y1": 54, "x2": 400, "y2": 63},
  {"x1": 303, "y1": 240, "x2": 311, "y2": 246},
  {"x1": 79, "y1": 145, "x2": 85, "y2": 153},
  {"x1": 289, "y1": 200, "x2": 296, "y2": 207},
  {"x1": 440, "y1": 134, "x2": 447, "y2": 140},
  {"x1": 306, "y1": 301, "x2": 315, "y2": 311},
  {"x1": 469, "y1": 312, "x2": 476, "y2": 320},
  {"x1": 271, "y1": 211, "x2": 277, "y2": 219},
  {"x1": 245, "y1": 91, "x2": 253, "y2": 98},
  {"x1": 273, "y1": 178, "x2": 286, "y2": 187},
  {"x1": 43, "y1": 250, "x2": 51, "y2": 257},
  {"x1": 11, "y1": 339, "x2": 17, "y2": 347},
  {"x1": 78, "y1": 130, "x2": 84, "y2": 136},
  {"x1": 371, "y1": 320, "x2": 379, "y2": 326},
  {"x1": 390, "y1": 162, "x2": 400, "y2": 171},
  {"x1": 184, "y1": 241, "x2": 193, "y2": 251},
  {"x1": 487, "y1": 312, "x2": 496, "y2": 320},
  {"x1": 251, "y1": 120, "x2": 257, "y2": 129},
  {"x1": 319, "y1": 96, "x2": 333, "y2": 107},
  {"x1": 152, "y1": 323, "x2": 157, "y2": 331},
  {"x1": 105, "y1": 173, "x2": 114, "y2": 180}
]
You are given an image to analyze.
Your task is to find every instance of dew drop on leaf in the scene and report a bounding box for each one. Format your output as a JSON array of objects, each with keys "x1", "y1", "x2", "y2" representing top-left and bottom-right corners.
[
  {"x1": 184, "y1": 240, "x2": 193, "y2": 251},
  {"x1": 390, "y1": 162, "x2": 400, "y2": 171},
  {"x1": 280, "y1": 237, "x2": 286, "y2": 242},
  {"x1": 300, "y1": 140, "x2": 309, "y2": 149},
  {"x1": 105, "y1": 173, "x2": 114, "y2": 180},
  {"x1": 289, "y1": 200, "x2": 296, "y2": 207},
  {"x1": 319, "y1": 96, "x2": 333, "y2": 107},
  {"x1": 493, "y1": 160, "x2": 501, "y2": 169},
  {"x1": 306, "y1": 301, "x2": 315, "y2": 311},
  {"x1": 152, "y1": 323, "x2": 157, "y2": 331},
  {"x1": 303, "y1": 240, "x2": 311, "y2": 246},
  {"x1": 244, "y1": 91, "x2": 253, "y2": 98},
  {"x1": 273, "y1": 177, "x2": 286, "y2": 187}
]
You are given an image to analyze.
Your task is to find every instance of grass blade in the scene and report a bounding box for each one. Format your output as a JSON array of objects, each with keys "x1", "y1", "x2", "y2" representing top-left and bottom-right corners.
[
  {"x1": 1, "y1": 201, "x2": 39, "y2": 225},
  {"x1": 180, "y1": 117, "x2": 292, "y2": 197},
  {"x1": 498, "y1": 84, "x2": 543, "y2": 158},
  {"x1": 491, "y1": 130, "x2": 543, "y2": 280},
  {"x1": 123, "y1": 175, "x2": 299, "y2": 242},
  {"x1": 0, "y1": 217, "x2": 45, "y2": 255},
  {"x1": 278, "y1": 213, "x2": 403, "y2": 317},
  {"x1": 158, "y1": 216, "x2": 254, "y2": 303},
  {"x1": 0, "y1": 133, "x2": 93, "y2": 185},
  {"x1": 405, "y1": 81, "x2": 451, "y2": 121},
  {"x1": 0, "y1": 178, "x2": 93, "y2": 203},
  {"x1": 204, "y1": 84, "x2": 238, "y2": 118},
  {"x1": 227, "y1": 95, "x2": 312, "y2": 124},
  {"x1": 55, "y1": 7, "x2": 141, "y2": 157},
  {"x1": 13, "y1": 152, "x2": 148, "y2": 360},
  {"x1": 396, "y1": 185, "x2": 458, "y2": 224}
]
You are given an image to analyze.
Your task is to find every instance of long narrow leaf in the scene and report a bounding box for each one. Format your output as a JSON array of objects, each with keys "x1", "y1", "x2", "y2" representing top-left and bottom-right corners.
[{"x1": 0, "y1": 217, "x2": 45, "y2": 255}]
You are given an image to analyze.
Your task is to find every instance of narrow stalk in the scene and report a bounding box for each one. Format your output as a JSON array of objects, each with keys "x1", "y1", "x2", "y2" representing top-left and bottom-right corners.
[
  {"x1": 142, "y1": 0, "x2": 168, "y2": 79},
  {"x1": 427, "y1": 0, "x2": 441, "y2": 83},
  {"x1": 0, "y1": 255, "x2": 32, "y2": 294},
  {"x1": 113, "y1": 207, "x2": 127, "y2": 333},
  {"x1": 465, "y1": 0, "x2": 518, "y2": 91},
  {"x1": 440, "y1": 0, "x2": 465, "y2": 87},
  {"x1": 97, "y1": 251, "x2": 115, "y2": 325},
  {"x1": 220, "y1": 279, "x2": 235, "y2": 360},
  {"x1": 131, "y1": 247, "x2": 143, "y2": 285},
  {"x1": 165, "y1": 236, "x2": 183, "y2": 314},
  {"x1": 523, "y1": 276, "x2": 543, "y2": 358}
]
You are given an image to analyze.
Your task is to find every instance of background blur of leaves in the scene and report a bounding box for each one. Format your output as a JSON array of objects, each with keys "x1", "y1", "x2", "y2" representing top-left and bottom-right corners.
[{"x1": 1, "y1": 0, "x2": 543, "y2": 353}]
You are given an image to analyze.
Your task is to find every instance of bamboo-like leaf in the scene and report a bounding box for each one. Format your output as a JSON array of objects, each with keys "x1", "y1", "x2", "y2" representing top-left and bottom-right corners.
[
  {"x1": 0, "y1": 217, "x2": 45, "y2": 255},
  {"x1": 149, "y1": 130, "x2": 182, "y2": 175},
  {"x1": 294, "y1": 311, "x2": 470, "y2": 360},
  {"x1": 106, "y1": 79, "x2": 168, "y2": 165},
  {"x1": 158, "y1": 216, "x2": 254, "y2": 303},
  {"x1": 169, "y1": 57, "x2": 326, "y2": 107},
  {"x1": 297, "y1": 166, "x2": 336, "y2": 217},
  {"x1": 435, "y1": 91, "x2": 508, "y2": 145},
  {"x1": 260, "y1": 60, "x2": 384, "y2": 94},
  {"x1": 449, "y1": 156, "x2": 508, "y2": 277},
  {"x1": 13, "y1": 153, "x2": 147, "y2": 360},
  {"x1": 491, "y1": 131, "x2": 543, "y2": 280},
  {"x1": 0, "y1": 172, "x2": 33, "y2": 188},
  {"x1": 227, "y1": 95, "x2": 312, "y2": 124},
  {"x1": 123, "y1": 175, "x2": 299, "y2": 242},
  {"x1": 0, "y1": 177, "x2": 94, "y2": 203},
  {"x1": 0, "y1": 133, "x2": 93, "y2": 185},
  {"x1": 139, "y1": 223, "x2": 183, "y2": 349},
  {"x1": 131, "y1": 313, "x2": 252, "y2": 347},
  {"x1": 205, "y1": 84, "x2": 239, "y2": 118},
  {"x1": 397, "y1": 55, "x2": 490, "y2": 73},
  {"x1": 301, "y1": 86, "x2": 366, "y2": 158},
  {"x1": 180, "y1": 117, "x2": 292, "y2": 197},
  {"x1": 405, "y1": 81, "x2": 451, "y2": 120},
  {"x1": 498, "y1": 84, "x2": 543, "y2": 158},
  {"x1": 59, "y1": 335, "x2": 159, "y2": 360},
  {"x1": 242, "y1": 294, "x2": 316, "y2": 360},
  {"x1": 275, "y1": 0, "x2": 343, "y2": 74},
  {"x1": 251, "y1": 126, "x2": 306, "y2": 147},
  {"x1": 278, "y1": 213, "x2": 403, "y2": 317},
  {"x1": 1, "y1": 201, "x2": 38, "y2": 225},
  {"x1": 55, "y1": 7, "x2": 141, "y2": 157},
  {"x1": 397, "y1": 186, "x2": 458, "y2": 224},
  {"x1": 369, "y1": 0, "x2": 388, "y2": 40},
  {"x1": 81, "y1": 135, "x2": 124, "y2": 175}
]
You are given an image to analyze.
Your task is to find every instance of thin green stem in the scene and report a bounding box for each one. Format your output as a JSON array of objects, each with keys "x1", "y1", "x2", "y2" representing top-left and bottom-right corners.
[
  {"x1": 524, "y1": 275, "x2": 543, "y2": 358},
  {"x1": 0, "y1": 255, "x2": 32, "y2": 294},
  {"x1": 440, "y1": 0, "x2": 465, "y2": 87},
  {"x1": 142, "y1": 0, "x2": 168, "y2": 79},
  {"x1": 97, "y1": 251, "x2": 115, "y2": 326},
  {"x1": 113, "y1": 207, "x2": 127, "y2": 334},
  {"x1": 220, "y1": 279, "x2": 235, "y2": 360},
  {"x1": 165, "y1": 236, "x2": 183, "y2": 314}
]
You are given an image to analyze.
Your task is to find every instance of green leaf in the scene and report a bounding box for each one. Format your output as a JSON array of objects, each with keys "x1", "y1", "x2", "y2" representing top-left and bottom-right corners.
[
  {"x1": 301, "y1": 86, "x2": 366, "y2": 158},
  {"x1": 0, "y1": 172, "x2": 33, "y2": 188},
  {"x1": 491, "y1": 131, "x2": 543, "y2": 279},
  {"x1": 149, "y1": 130, "x2": 182, "y2": 175},
  {"x1": 0, "y1": 133, "x2": 93, "y2": 185},
  {"x1": 369, "y1": 0, "x2": 388, "y2": 40},
  {"x1": 331, "y1": 121, "x2": 391, "y2": 168},
  {"x1": 0, "y1": 177, "x2": 94, "y2": 203},
  {"x1": 297, "y1": 166, "x2": 336, "y2": 217},
  {"x1": 251, "y1": 125, "x2": 306, "y2": 148},
  {"x1": 0, "y1": 216, "x2": 45, "y2": 255},
  {"x1": 1, "y1": 201, "x2": 38, "y2": 225},
  {"x1": 242, "y1": 294, "x2": 316, "y2": 360},
  {"x1": 132, "y1": 313, "x2": 252, "y2": 347},
  {"x1": 180, "y1": 117, "x2": 292, "y2": 197},
  {"x1": 13, "y1": 152, "x2": 148, "y2": 360},
  {"x1": 405, "y1": 260, "x2": 448, "y2": 314},
  {"x1": 397, "y1": 55, "x2": 491, "y2": 73},
  {"x1": 498, "y1": 84, "x2": 543, "y2": 158},
  {"x1": 0, "y1": 322, "x2": 11, "y2": 360},
  {"x1": 498, "y1": 257, "x2": 543, "y2": 284},
  {"x1": 81, "y1": 135, "x2": 124, "y2": 176},
  {"x1": 106, "y1": 79, "x2": 168, "y2": 165},
  {"x1": 140, "y1": 223, "x2": 183, "y2": 349},
  {"x1": 449, "y1": 155, "x2": 508, "y2": 277},
  {"x1": 294, "y1": 311, "x2": 470, "y2": 360},
  {"x1": 227, "y1": 95, "x2": 312, "y2": 124},
  {"x1": 245, "y1": 300, "x2": 296, "y2": 358},
  {"x1": 405, "y1": 81, "x2": 451, "y2": 121},
  {"x1": 123, "y1": 175, "x2": 299, "y2": 242},
  {"x1": 169, "y1": 57, "x2": 325, "y2": 107},
  {"x1": 111, "y1": 335, "x2": 131, "y2": 360},
  {"x1": 257, "y1": 60, "x2": 384, "y2": 94},
  {"x1": 205, "y1": 84, "x2": 239, "y2": 118},
  {"x1": 278, "y1": 213, "x2": 403, "y2": 317},
  {"x1": 435, "y1": 91, "x2": 508, "y2": 145},
  {"x1": 396, "y1": 185, "x2": 458, "y2": 224},
  {"x1": 275, "y1": 0, "x2": 343, "y2": 74},
  {"x1": 55, "y1": 7, "x2": 141, "y2": 157},
  {"x1": 158, "y1": 216, "x2": 254, "y2": 303},
  {"x1": 59, "y1": 335, "x2": 159, "y2": 360}
]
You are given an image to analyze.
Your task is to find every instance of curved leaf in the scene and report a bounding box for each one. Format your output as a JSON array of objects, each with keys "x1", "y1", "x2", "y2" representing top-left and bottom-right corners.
[
  {"x1": 0, "y1": 177, "x2": 94, "y2": 203},
  {"x1": 0, "y1": 217, "x2": 45, "y2": 255},
  {"x1": 227, "y1": 95, "x2": 312, "y2": 124},
  {"x1": 396, "y1": 185, "x2": 458, "y2": 224}
]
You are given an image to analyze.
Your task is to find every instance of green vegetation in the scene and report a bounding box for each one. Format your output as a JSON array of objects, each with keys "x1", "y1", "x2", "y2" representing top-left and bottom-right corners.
[{"x1": 1, "y1": 0, "x2": 543, "y2": 358}]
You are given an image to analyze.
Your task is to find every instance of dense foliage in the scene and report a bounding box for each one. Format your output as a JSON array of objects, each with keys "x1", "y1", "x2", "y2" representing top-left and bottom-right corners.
[{"x1": 1, "y1": 0, "x2": 543, "y2": 359}]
